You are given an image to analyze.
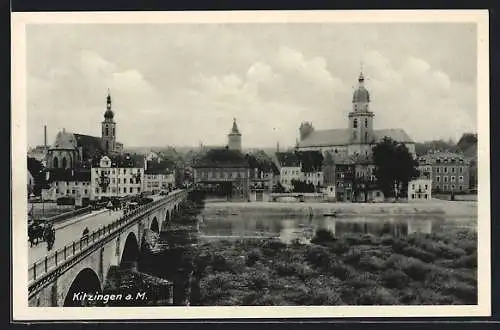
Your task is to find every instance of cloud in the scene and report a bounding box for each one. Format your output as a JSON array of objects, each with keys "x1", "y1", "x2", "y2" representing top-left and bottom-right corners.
[{"x1": 26, "y1": 24, "x2": 477, "y2": 148}]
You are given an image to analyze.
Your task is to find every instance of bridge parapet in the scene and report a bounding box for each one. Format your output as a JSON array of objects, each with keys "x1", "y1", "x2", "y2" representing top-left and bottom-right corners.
[{"x1": 28, "y1": 189, "x2": 188, "y2": 295}]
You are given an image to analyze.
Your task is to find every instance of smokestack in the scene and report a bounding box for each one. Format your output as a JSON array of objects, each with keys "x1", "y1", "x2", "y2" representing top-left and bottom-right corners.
[{"x1": 44, "y1": 125, "x2": 47, "y2": 147}]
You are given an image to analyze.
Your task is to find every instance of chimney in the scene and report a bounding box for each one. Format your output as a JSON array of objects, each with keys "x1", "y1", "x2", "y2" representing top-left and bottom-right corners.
[{"x1": 44, "y1": 125, "x2": 47, "y2": 147}]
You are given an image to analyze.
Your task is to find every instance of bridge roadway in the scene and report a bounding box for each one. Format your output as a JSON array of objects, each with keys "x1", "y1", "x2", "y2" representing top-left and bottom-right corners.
[{"x1": 28, "y1": 194, "x2": 170, "y2": 266}]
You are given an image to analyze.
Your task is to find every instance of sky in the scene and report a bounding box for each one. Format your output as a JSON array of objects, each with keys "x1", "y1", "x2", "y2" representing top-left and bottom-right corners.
[{"x1": 26, "y1": 23, "x2": 477, "y2": 149}]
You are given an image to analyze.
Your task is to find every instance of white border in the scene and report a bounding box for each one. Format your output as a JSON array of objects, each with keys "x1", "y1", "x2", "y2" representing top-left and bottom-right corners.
[{"x1": 11, "y1": 10, "x2": 490, "y2": 320}]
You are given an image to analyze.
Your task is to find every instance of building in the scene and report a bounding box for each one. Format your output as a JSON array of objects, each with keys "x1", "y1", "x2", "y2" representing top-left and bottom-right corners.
[
  {"x1": 333, "y1": 159, "x2": 355, "y2": 202},
  {"x1": 275, "y1": 152, "x2": 303, "y2": 192},
  {"x1": 192, "y1": 120, "x2": 251, "y2": 200},
  {"x1": 90, "y1": 154, "x2": 144, "y2": 201},
  {"x1": 41, "y1": 169, "x2": 92, "y2": 202},
  {"x1": 322, "y1": 153, "x2": 336, "y2": 200},
  {"x1": 143, "y1": 157, "x2": 176, "y2": 194},
  {"x1": 408, "y1": 166, "x2": 432, "y2": 201},
  {"x1": 297, "y1": 71, "x2": 415, "y2": 159},
  {"x1": 418, "y1": 151, "x2": 470, "y2": 193},
  {"x1": 352, "y1": 154, "x2": 384, "y2": 202},
  {"x1": 192, "y1": 148, "x2": 251, "y2": 200},
  {"x1": 45, "y1": 92, "x2": 124, "y2": 171}
]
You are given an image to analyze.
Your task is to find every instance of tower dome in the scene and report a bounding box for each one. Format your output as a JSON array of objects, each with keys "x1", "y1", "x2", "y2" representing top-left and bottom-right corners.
[
  {"x1": 104, "y1": 93, "x2": 114, "y2": 120},
  {"x1": 352, "y1": 72, "x2": 370, "y2": 103}
]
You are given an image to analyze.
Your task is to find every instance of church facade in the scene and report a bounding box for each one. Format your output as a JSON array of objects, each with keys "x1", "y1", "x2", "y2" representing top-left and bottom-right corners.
[{"x1": 297, "y1": 72, "x2": 415, "y2": 159}]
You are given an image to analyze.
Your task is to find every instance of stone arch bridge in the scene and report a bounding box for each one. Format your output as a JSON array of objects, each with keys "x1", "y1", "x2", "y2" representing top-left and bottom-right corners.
[{"x1": 28, "y1": 189, "x2": 189, "y2": 307}]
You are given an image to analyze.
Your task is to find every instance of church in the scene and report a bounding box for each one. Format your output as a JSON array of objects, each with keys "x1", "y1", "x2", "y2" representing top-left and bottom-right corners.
[
  {"x1": 297, "y1": 71, "x2": 415, "y2": 159},
  {"x1": 45, "y1": 92, "x2": 123, "y2": 170}
]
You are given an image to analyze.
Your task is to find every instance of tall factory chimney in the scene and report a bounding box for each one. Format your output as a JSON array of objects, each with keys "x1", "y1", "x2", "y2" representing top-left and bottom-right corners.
[{"x1": 44, "y1": 125, "x2": 47, "y2": 147}]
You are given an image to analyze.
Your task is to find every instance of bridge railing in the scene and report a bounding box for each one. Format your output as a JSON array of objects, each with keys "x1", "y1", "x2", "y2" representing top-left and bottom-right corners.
[{"x1": 28, "y1": 189, "x2": 187, "y2": 284}]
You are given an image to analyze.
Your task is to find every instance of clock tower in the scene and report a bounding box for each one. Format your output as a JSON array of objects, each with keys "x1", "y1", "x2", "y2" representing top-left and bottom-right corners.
[{"x1": 101, "y1": 90, "x2": 117, "y2": 154}]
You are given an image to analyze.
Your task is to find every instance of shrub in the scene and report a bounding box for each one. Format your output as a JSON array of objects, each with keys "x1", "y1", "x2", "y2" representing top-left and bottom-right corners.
[
  {"x1": 401, "y1": 246, "x2": 437, "y2": 263},
  {"x1": 342, "y1": 248, "x2": 362, "y2": 265},
  {"x1": 358, "y1": 255, "x2": 386, "y2": 272},
  {"x1": 306, "y1": 245, "x2": 331, "y2": 269},
  {"x1": 330, "y1": 240, "x2": 350, "y2": 255},
  {"x1": 394, "y1": 257, "x2": 431, "y2": 281},
  {"x1": 380, "y1": 235, "x2": 395, "y2": 246},
  {"x1": 311, "y1": 228, "x2": 336, "y2": 245},
  {"x1": 381, "y1": 269, "x2": 409, "y2": 289},
  {"x1": 328, "y1": 260, "x2": 355, "y2": 280},
  {"x1": 392, "y1": 239, "x2": 410, "y2": 253},
  {"x1": 199, "y1": 272, "x2": 235, "y2": 302},
  {"x1": 246, "y1": 249, "x2": 262, "y2": 266},
  {"x1": 453, "y1": 255, "x2": 477, "y2": 269},
  {"x1": 441, "y1": 282, "x2": 477, "y2": 304},
  {"x1": 356, "y1": 287, "x2": 400, "y2": 305},
  {"x1": 211, "y1": 253, "x2": 230, "y2": 272},
  {"x1": 307, "y1": 287, "x2": 344, "y2": 305}
]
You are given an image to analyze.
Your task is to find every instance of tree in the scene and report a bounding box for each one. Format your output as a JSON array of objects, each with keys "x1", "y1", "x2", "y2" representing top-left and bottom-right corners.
[
  {"x1": 27, "y1": 157, "x2": 47, "y2": 196},
  {"x1": 373, "y1": 137, "x2": 419, "y2": 198},
  {"x1": 272, "y1": 182, "x2": 286, "y2": 193},
  {"x1": 295, "y1": 151, "x2": 323, "y2": 173},
  {"x1": 291, "y1": 179, "x2": 315, "y2": 193}
]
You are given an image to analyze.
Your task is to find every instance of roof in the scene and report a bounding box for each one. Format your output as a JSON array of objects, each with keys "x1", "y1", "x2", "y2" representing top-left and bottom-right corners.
[
  {"x1": 275, "y1": 152, "x2": 301, "y2": 167},
  {"x1": 145, "y1": 159, "x2": 174, "y2": 174},
  {"x1": 298, "y1": 128, "x2": 414, "y2": 148},
  {"x1": 462, "y1": 143, "x2": 477, "y2": 160},
  {"x1": 418, "y1": 151, "x2": 469, "y2": 165},
  {"x1": 45, "y1": 168, "x2": 91, "y2": 182},
  {"x1": 91, "y1": 153, "x2": 145, "y2": 168},
  {"x1": 193, "y1": 148, "x2": 249, "y2": 168},
  {"x1": 73, "y1": 134, "x2": 104, "y2": 160},
  {"x1": 229, "y1": 118, "x2": 241, "y2": 135}
]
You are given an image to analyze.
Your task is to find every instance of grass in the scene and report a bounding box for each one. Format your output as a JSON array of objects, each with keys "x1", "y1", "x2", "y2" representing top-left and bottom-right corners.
[{"x1": 191, "y1": 227, "x2": 477, "y2": 306}]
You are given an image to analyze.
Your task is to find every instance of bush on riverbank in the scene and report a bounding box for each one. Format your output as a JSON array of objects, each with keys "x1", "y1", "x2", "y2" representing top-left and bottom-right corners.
[{"x1": 192, "y1": 228, "x2": 477, "y2": 306}]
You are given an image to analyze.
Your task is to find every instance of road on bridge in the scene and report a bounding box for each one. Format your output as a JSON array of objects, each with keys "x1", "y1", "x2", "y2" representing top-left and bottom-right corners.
[{"x1": 28, "y1": 193, "x2": 177, "y2": 265}]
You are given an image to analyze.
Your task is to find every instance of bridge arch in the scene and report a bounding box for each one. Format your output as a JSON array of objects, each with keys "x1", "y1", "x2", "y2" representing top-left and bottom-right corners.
[
  {"x1": 63, "y1": 268, "x2": 102, "y2": 307},
  {"x1": 120, "y1": 232, "x2": 140, "y2": 270},
  {"x1": 150, "y1": 217, "x2": 159, "y2": 233}
]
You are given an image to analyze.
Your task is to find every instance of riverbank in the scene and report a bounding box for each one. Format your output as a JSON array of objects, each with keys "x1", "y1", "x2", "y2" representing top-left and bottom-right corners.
[
  {"x1": 204, "y1": 200, "x2": 477, "y2": 217},
  {"x1": 191, "y1": 228, "x2": 477, "y2": 306}
]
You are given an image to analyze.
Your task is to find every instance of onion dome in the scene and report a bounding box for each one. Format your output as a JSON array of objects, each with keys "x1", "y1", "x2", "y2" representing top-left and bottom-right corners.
[
  {"x1": 104, "y1": 92, "x2": 114, "y2": 119},
  {"x1": 352, "y1": 72, "x2": 370, "y2": 103}
]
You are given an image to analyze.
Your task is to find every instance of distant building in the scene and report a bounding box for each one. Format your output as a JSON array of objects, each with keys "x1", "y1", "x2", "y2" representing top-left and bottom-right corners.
[
  {"x1": 41, "y1": 169, "x2": 91, "y2": 201},
  {"x1": 143, "y1": 157, "x2": 175, "y2": 194},
  {"x1": 193, "y1": 121, "x2": 250, "y2": 200},
  {"x1": 408, "y1": 166, "x2": 432, "y2": 201},
  {"x1": 418, "y1": 151, "x2": 470, "y2": 193},
  {"x1": 297, "y1": 71, "x2": 415, "y2": 158},
  {"x1": 90, "y1": 154, "x2": 144, "y2": 201},
  {"x1": 275, "y1": 152, "x2": 303, "y2": 192},
  {"x1": 27, "y1": 145, "x2": 49, "y2": 165}
]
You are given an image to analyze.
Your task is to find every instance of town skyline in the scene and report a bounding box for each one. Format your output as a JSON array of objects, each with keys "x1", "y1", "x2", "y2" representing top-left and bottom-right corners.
[{"x1": 27, "y1": 23, "x2": 477, "y2": 149}]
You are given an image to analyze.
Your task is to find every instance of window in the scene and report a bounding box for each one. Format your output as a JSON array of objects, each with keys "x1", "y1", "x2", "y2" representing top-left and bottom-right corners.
[
  {"x1": 411, "y1": 194, "x2": 415, "y2": 199},
  {"x1": 412, "y1": 184, "x2": 415, "y2": 190},
  {"x1": 95, "y1": 188, "x2": 99, "y2": 193},
  {"x1": 72, "y1": 189, "x2": 75, "y2": 194},
  {"x1": 436, "y1": 176, "x2": 440, "y2": 182},
  {"x1": 84, "y1": 189, "x2": 88, "y2": 194},
  {"x1": 130, "y1": 178, "x2": 133, "y2": 184},
  {"x1": 459, "y1": 186, "x2": 463, "y2": 191},
  {"x1": 130, "y1": 187, "x2": 133, "y2": 193},
  {"x1": 365, "y1": 132, "x2": 368, "y2": 141},
  {"x1": 451, "y1": 176, "x2": 456, "y2": 182},
  {"x1": 451, "y1": 184, "x2": 455, "y2": 190},
  {"x1": 118, "y1": 178, "x2": 121, "y2": 184},
  {"x1": 424, "y1": 194, "x2": 428, "y2": 199},
  {"x1": 452, "y1": 167, "x2": 455, "y2": 173},
  {"x1": 365, "y1": 118, "x2": 368, "y2": 127},
  {"x1": 443, "y1": 176, "x2": 448, "y2": 183},
  {"x1": 353, "y1": 119, "x2": 358, "y2": 128},
  {"x1": 112, "y1": 127, "x2": 115, "y2": 136},
  {"x1": 137, "y1": 187, "x2": 141, "y2": 192},
  {"x1": 123, "y1": 187, "x2": 127, "y2": 193},
  {"x1": 436, "y1": 167, "x2": 440, "y2": 173},
  {"x1": 425, "y1": 184, "x2": 428, "y2": 190},
  {"x1": 444, "y1": 167, "x2": 448, "y2": 173},
  {"x1": 112, "y1": 188, "x2": 116, "y2": 193}
]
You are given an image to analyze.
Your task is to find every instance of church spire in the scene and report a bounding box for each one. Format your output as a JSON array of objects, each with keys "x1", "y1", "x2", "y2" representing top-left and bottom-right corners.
[
  {"x1": 104, "y1": 89, "x2": 114, "y2": 120},
  {"x1": 230, "y1": 117, "x2": 240, "y2": 135}
]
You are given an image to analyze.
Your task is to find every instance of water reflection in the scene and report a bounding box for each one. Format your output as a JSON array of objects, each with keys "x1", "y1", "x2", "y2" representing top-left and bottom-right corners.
[{"x1": 199, "y1": 212, "x2": 473, "y2": 243}]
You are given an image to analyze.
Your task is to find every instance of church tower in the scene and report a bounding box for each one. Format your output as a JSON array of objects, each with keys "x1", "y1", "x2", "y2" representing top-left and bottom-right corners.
[
  {"x1": 101, "y1": 90, "x2": 116, "y2": 154},
  {"x1": 348, "y1": 71, "x2": 375, "y2": 144},
  {"x1": 227, "y1": 118, "x2": 242, "y2": 151}
]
